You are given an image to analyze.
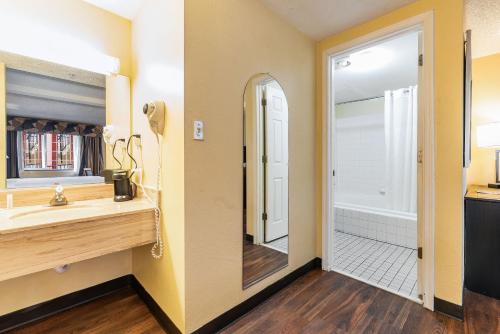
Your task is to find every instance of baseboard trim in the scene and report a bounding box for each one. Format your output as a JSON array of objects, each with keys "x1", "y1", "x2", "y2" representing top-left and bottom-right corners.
[
  {"x1": 245, "y1": 233, "x2": 254, "y2": 243},
  {"x1": 434, "y1": 297, "x2": 464, "y2": 320},
  {"x1": 193, "y1": 257, "x2": 322, "y2": 334},
  {"x1": 0, "y1": 275, "x2": 133, "y2": 333},
  {"x1": 130, "y1": 276, "x2": 181, "y2": 334}
]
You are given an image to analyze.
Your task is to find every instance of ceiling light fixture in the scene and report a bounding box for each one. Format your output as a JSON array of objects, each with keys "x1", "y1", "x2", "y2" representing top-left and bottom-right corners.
[
  {"x1": 348, "y1": 47, "x2": 393, "y2": 72},
  {"x1": 335, "y1": 57, "x2": 351, "y2": 70}
]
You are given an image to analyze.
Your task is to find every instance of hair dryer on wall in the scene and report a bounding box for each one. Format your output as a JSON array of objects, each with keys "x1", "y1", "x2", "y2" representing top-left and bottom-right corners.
[
  {"x1": 140, "y1": 100, "x2": 166, "y2": 259},
  {"x1": 143, "y1": 101, "x2": 165, "y2": 136}
]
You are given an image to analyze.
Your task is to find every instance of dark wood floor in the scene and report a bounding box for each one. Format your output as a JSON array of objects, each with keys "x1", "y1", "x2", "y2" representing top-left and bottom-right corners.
[
  {"x1": 9, "y1": 287, "x2": 164, "y2": 334},
  {"x1": 243, "y1": 239, "x2": 288, "y2": 288},
  {"x1": 8, "y1": 269, "x2": 500, "y2": 334},
  {"x1": 224, "y1": 269, "x2": 500, "y2": 334}
]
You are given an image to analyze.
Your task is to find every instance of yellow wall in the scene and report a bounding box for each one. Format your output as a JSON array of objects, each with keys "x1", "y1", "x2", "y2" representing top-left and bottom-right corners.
[
  {"x1": 184, "y1": 0, "x2": 316, "y2": 331},
  {"x1": 0, "y1": 251, "x2": 131, "y2": 315},
  {"x1": 130, "y1": 0, "x2": 185, "y2": 331},
  {"x1": 467, "y1": 53, "x2": 500, "y2": 186},
  {"x1": 0, "y1": 0, "x2": 133, "y2": 316},
  {"x1": 0, "y1": 0, "x2": 132, "y2": 77},
  {"x1": 316, "y1": 0, "x2": 465, "y2": 305}
]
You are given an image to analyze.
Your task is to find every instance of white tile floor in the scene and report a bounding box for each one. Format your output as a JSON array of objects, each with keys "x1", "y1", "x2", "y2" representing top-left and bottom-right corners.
[
  {"x1": 332, "y1": 231, "x2": 419, "y2": 300},
  {"x1": 264, "y1": 236, "x2": 288, "y2": 254}
]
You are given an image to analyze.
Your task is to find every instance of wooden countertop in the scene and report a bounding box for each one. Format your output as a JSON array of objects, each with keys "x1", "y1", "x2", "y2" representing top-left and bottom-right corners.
[
  {"x1": 0, "y1": 196, "x2": 156, "y2": 282},
  {"x1": 465, "y1": 185, "x2": 500, "y2": 202},
  {"x1": 0, "y1": 197, "x2": 155, "y2": 235}
]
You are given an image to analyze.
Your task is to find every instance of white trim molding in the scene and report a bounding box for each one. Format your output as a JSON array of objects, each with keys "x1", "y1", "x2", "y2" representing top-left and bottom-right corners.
[{"x1": 321, "y1": 12, "x2": 435, "y2": 310}]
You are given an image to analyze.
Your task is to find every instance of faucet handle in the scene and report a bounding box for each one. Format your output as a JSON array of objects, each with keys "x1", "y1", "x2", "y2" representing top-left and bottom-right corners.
[
  {"x1": 54, "y1": 183, "x2": 64, "y2": 194},
  {"x1": 50, "y1": 183, "x2": 68, "y2": 206}
]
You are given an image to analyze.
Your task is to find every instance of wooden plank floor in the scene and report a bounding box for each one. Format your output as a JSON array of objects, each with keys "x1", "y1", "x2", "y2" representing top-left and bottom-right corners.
[
  {"x1": 243, "y1": 239, "x2": 288, "y2": 288},
  {"x1": 9, "y1": 287, "x2": 164, "y2": 334},
  {"x1": 8, "y1": 269, "x2": 500, "y2": 333},
  {"x1": 224, "y1": 269, "x2": 500, "y2": 334}
]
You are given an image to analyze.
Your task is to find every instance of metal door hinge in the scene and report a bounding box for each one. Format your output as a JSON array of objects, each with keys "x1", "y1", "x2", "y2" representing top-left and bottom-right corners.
[
  {"x1": 262, "y1": 155, "x2": 268, "y2": 164},
  {"x1": 262, "y1": 98, "x2": 267, "y2": 106},
  {"x1": 333, "y1": 170, "x2": 335, "y2": 176},
  {"x1": 418, "y1": 150, "x2": 423, "y2": 164},
  {"x1": 262, "y1": 212, "x2": 268, "y2": 221},
  {"x1": 419, "y1": 54, "x2": 424, "y2": 66},
  {"x1": 418, "y1": 247, "x2": 423, "y2": 259}
]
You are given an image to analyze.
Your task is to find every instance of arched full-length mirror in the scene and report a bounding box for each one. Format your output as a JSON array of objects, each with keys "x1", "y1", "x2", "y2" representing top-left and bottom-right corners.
[{"x1": 243, "y1": 74, "x2": 289, "y2": 289}]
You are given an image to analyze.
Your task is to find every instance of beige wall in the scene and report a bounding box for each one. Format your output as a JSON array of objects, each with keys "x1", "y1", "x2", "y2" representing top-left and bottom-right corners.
[
  {"x1": 184, "y1": 0, "x2": 316, "y2": 331},
  {"x1": 467, "y1": 53, "x2": 500, "y2": 186},
  {"x1": 316, "y1": 0, "x2": 465, "y2": 305},
  {"x1": 130, "y1": 0, "x2": 185, "y2": 331},
  {"x1": 0, "y1": 0, "x2": 132, "y2": 316}
]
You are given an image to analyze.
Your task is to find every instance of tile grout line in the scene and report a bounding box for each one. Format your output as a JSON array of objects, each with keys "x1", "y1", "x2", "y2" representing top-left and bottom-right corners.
[{"x1": 387, "y1": 248, "x2": 414, "y2": 291}]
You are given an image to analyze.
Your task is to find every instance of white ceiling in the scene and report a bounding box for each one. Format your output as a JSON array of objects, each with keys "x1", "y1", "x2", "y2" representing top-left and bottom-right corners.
[
  {"x1": 334, "y1": 31, "x2": 418, "y2": 103},
  {"x1": 465, "y1": 0, "x2": 500, "y2": 59},
  {"x1": 82, "y1": 0, "x2": 144, "y2": 20},
  {"x1": 259, "y1": 0, "x2": 416, "y2": 40}
]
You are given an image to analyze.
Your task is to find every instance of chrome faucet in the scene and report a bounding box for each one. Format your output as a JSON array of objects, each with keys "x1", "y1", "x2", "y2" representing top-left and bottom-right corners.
[{"x1": 50, "y1": 184, "x2": 68, "y2": 206}]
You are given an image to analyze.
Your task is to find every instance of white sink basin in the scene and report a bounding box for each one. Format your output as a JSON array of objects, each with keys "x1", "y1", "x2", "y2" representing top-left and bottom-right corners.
[{"x1": 0, "y1": 197, "x2": 154, "y2": 235}]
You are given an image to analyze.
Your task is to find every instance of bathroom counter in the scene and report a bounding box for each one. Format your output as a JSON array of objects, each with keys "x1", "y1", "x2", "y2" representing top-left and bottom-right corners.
[
  {"x1": 0, "y1": 197, "x2": 155, "y2": 234},
  {"x1": 0, "y1": 196, "x2": 156, "y2": 282},
  {"x1": 465, "y1": 185, "x2": 500, "y2": 202}
]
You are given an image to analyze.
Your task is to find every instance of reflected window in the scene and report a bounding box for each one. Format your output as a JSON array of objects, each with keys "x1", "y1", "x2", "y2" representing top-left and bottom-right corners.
[{"x1": 21, "y1": 131, "x2": 75, "y2": 171}]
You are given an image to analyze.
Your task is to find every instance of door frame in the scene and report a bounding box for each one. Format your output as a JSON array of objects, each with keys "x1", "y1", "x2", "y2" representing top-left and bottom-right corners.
[
  {"x1": 321, "y1": 12, "x2": 435, "y2": 310},
  {"x1": 253, "y1": 77, "x2": 273, "y2": 245}
]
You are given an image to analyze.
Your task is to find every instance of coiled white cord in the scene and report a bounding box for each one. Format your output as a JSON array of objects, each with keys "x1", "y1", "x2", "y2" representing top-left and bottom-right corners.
[
  {"x1": 150, "y1": 134, "x2": 163, "y2": 259},
  {"x1": 133, "y1": 134, "x2": 164, "y2": 259}
]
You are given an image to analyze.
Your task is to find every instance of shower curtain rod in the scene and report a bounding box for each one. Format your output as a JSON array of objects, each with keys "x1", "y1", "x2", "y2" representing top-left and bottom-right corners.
[
  {"x1": 336, "y1": 88, "x2": 412, "y2": 106},
  {"x1": 335, "y1": 95, "x2": 384, "y2": 105}
]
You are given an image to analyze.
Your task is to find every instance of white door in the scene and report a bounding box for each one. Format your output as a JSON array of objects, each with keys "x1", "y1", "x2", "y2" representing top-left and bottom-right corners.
[{"x1": 264, "y1": 83, "x2": 289, "y2": 242}]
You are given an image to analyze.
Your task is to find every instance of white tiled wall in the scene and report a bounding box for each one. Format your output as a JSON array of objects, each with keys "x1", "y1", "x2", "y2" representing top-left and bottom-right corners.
[
  {"x1": 334, "y1": 98, "x2": 386, "y2": 208},
  {"x1": 334, "y1": 206, "x2": 417, "y2": 249}
]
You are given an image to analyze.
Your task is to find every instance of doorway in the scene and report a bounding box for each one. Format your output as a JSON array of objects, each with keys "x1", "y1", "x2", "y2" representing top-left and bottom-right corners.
[{"x1": 322, "y1": 13, "x2": 435, "y2": 309}]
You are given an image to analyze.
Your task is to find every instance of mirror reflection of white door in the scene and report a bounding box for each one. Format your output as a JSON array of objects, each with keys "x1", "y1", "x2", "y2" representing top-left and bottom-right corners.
[{"x1": 264, "y1": 83, "x2": 288, "y2": 242}]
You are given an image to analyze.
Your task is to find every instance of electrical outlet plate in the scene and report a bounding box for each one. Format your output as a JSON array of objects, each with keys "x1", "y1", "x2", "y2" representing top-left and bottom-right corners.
[{"x1": 194, "y1": 120, "x2": 204, "y2": 140}]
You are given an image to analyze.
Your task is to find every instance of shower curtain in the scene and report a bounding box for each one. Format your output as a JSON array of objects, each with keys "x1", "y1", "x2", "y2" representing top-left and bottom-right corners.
[{"x1": 384, "y1": 86, "x2": 417, "y2": 213}]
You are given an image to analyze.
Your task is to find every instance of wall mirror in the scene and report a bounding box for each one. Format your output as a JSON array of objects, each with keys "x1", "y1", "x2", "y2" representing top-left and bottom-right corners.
[
  {"x1": 0, "y1": 51, "x2": 130, "y2": 189},
  {"x1": 243, "y1": 73, "x2": 289, "y2": 289}
]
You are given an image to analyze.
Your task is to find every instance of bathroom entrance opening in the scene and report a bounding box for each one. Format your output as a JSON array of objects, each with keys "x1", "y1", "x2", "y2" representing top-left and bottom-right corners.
[{"x1": 322, "y1": 13, "x2": 435, "y2": 310}]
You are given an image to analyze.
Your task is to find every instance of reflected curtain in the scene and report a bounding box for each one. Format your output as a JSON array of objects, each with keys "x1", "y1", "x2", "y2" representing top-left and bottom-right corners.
[
  {"x1": 384, "y1": 86, "x2": 418, "y2": 213},
  {"x1": 6, "y1": 130, "x2": 19, "y2": 178},
  {"x1": 79, "y1": 135, "x2": 104, "y2": 176}
]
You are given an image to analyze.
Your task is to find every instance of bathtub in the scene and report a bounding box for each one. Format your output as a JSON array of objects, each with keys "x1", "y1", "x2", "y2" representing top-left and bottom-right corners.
[{"x1": 334, "y1": 202, "x2": 417, "y2": 249}]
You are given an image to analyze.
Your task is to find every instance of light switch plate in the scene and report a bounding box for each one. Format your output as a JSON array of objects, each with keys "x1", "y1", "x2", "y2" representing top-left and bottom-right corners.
[{"x1": 194, "y1": 120, "x2": 204, "y2": 140}]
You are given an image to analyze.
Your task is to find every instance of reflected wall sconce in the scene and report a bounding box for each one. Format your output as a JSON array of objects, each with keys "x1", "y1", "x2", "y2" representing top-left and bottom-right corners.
[{"x1": 477, "y1": 122, "x2": 500, "y2": 188}]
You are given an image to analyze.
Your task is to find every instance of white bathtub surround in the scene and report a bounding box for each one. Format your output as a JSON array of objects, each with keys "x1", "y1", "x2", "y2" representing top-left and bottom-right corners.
[
  {"x1": 384, "y1": 86, "x2": 418, "y2": 213},
  {"x1": 333, "y1": 231, "x2": 418, "y2": 300},
  {"x1": 334, "y1": 204, "x2": 417, "y2": 249},
  {"x1": 334, "y1": 97, "x2": 386, "y2": 209}
]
